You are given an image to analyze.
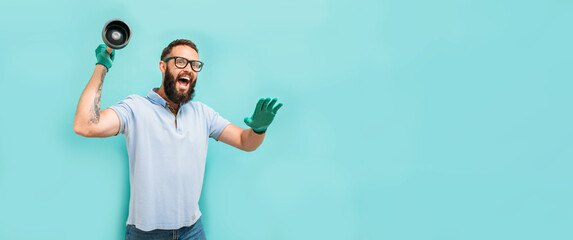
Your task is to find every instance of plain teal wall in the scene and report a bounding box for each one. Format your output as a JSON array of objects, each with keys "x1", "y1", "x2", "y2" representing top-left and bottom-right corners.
[{"x1": 1, "y1": 0, "x2": 572, "y2": 239}]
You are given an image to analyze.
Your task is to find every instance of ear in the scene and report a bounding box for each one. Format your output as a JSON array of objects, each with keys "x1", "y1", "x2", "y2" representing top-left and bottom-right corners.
[{"x1": 159, "y1": 60, "x2": 166, "y2": 74}]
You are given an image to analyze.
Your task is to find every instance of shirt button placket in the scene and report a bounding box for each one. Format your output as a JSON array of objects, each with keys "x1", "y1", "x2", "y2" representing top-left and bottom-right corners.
[{"x1": 177, "y1": 109, "x2": 183, "y2": 134}]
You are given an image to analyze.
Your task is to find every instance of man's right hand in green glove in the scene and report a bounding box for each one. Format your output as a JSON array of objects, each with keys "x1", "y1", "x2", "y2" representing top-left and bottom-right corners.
[{"x1": 95, "y1": 44, "x2": 115, "y2": 71}]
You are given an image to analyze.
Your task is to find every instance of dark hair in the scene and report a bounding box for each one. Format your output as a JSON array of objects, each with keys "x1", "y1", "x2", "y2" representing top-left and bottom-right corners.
[{"x1": 161, "y1": 39, "x2": 198, "y2": 60}]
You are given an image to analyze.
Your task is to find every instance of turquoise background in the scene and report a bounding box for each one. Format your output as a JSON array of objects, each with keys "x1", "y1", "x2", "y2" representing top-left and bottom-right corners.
[{"x1": 1, "y1": 0, "x2": 572, "y2": 239}]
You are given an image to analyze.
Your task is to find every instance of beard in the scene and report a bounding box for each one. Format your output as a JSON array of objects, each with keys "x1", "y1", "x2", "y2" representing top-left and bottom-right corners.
[{"x1": 163, "y1": 66, "x2": 196, "y2": 104}]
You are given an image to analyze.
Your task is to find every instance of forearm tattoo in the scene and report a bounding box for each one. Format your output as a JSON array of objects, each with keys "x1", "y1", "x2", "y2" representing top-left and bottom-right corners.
[{"x1": 89, "y1": 70, "x2": 106, "y2": 124}]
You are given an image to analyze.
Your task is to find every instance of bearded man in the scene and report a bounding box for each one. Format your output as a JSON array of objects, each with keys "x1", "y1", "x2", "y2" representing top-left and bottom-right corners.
[{"x1": 73, "y1": 39, "x2": 282, "y2": 240}]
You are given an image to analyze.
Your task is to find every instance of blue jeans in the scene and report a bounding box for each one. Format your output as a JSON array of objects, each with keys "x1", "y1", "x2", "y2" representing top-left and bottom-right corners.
[{"x1": 125, "y1": 218, "x2": 206, "y2": 240}]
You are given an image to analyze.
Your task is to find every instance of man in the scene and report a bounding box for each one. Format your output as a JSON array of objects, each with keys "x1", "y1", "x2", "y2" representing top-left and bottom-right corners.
[{"x1": 73, "y1": 39, "x2": 282, "y2": 240}]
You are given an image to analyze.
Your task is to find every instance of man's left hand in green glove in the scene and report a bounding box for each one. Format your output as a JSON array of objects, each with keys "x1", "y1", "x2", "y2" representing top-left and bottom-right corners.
[
  {"x1": 244, "y1": 98, "x2": 283, "y2": 134},
  {"x1": 216, "y1": 98, "x2": 283, "y2": 152}
]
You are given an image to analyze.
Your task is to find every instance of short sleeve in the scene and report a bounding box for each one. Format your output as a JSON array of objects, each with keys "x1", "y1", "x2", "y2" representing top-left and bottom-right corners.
[
  {"x1": 199, "y1": 103, "x2": 230, "y2": 139},
  {"x1": 109, "y1": 95, "x2": 137, "y2": 135}
]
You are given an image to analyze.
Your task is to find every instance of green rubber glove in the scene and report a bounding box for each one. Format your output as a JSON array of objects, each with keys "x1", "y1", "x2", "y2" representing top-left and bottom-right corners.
[
  {"x1": 95, "y1": 44, "x2": 115, "y2": 71},
  {"x1": 244, "y1": 98, "x2": 283, "y2": 134}
]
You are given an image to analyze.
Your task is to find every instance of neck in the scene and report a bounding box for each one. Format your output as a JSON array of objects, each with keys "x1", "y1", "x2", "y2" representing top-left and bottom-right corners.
[{"x1": 156, "y1": 86, "x2": 179, "y2": 113}]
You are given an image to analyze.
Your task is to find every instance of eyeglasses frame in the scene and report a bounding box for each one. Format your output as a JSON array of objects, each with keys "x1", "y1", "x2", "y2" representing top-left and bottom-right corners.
[{"x1": 163, "y1": 56, "x2": 204, "y2": 72}]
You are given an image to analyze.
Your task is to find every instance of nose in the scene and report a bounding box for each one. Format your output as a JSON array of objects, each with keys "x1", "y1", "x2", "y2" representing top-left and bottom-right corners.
[{"x1": 181, "y1": 67, "x2": 196, "y2": 79}]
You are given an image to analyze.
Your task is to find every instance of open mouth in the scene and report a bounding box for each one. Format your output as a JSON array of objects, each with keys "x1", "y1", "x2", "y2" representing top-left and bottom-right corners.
[{"x1": 177, "y1": 77, "x2": 191, "y2": 87}]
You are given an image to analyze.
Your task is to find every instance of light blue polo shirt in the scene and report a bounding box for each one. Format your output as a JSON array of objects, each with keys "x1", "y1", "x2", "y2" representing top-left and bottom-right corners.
[{"x1": 110, "y1": 88, "x2": 230, "y2": 231}]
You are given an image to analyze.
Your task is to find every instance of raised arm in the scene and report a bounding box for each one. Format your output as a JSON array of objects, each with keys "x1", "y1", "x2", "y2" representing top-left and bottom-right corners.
[
  {"x1": 73, "y1": 45, "x2": 120, "y2": 138},
  {"x1": 217, "y1": 98, "x2": 283, "y2": 151}
]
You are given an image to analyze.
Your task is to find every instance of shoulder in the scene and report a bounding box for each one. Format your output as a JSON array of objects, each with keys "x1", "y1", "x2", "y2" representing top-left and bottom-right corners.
[
  {"x1": 126, "y1": 94, "x2": 146, "y2": 102},
  {"x1": 185, "y1": 101, "x2": 212, "y2": 111},
  {"x1": 183, "y1": 101, "x2": 221, "y2": 116},
  {"x1": 111, "y1": 94, "x2": 148, "y2": 112},
  {"x1": 117, "y1": 94, "x2": 148, "y2": 105}
]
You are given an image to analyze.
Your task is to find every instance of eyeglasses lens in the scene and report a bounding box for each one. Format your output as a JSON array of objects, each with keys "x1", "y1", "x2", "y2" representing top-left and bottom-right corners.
[
  {"x1": 175, "y1": 58, "x2": 187, "y2": 68},
  {"x1": 191, "y1": 62, "x2": 202, "y2": 72}
]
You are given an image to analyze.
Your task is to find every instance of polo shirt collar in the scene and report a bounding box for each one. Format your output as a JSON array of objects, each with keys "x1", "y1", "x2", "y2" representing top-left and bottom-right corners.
[{"x1": 147, "y1": 88, "x2": 168, "y2": 107}]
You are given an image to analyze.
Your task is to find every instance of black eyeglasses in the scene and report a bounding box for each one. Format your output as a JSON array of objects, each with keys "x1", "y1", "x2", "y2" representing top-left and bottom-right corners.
[{"x1": 163, "y1": 57, "x2": 204, "y2": 72}]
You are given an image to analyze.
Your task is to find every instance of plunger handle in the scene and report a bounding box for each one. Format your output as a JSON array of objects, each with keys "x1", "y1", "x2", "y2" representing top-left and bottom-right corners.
[{"x1": 106, "y1": 46, "x2": 113, "y2": 55}]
